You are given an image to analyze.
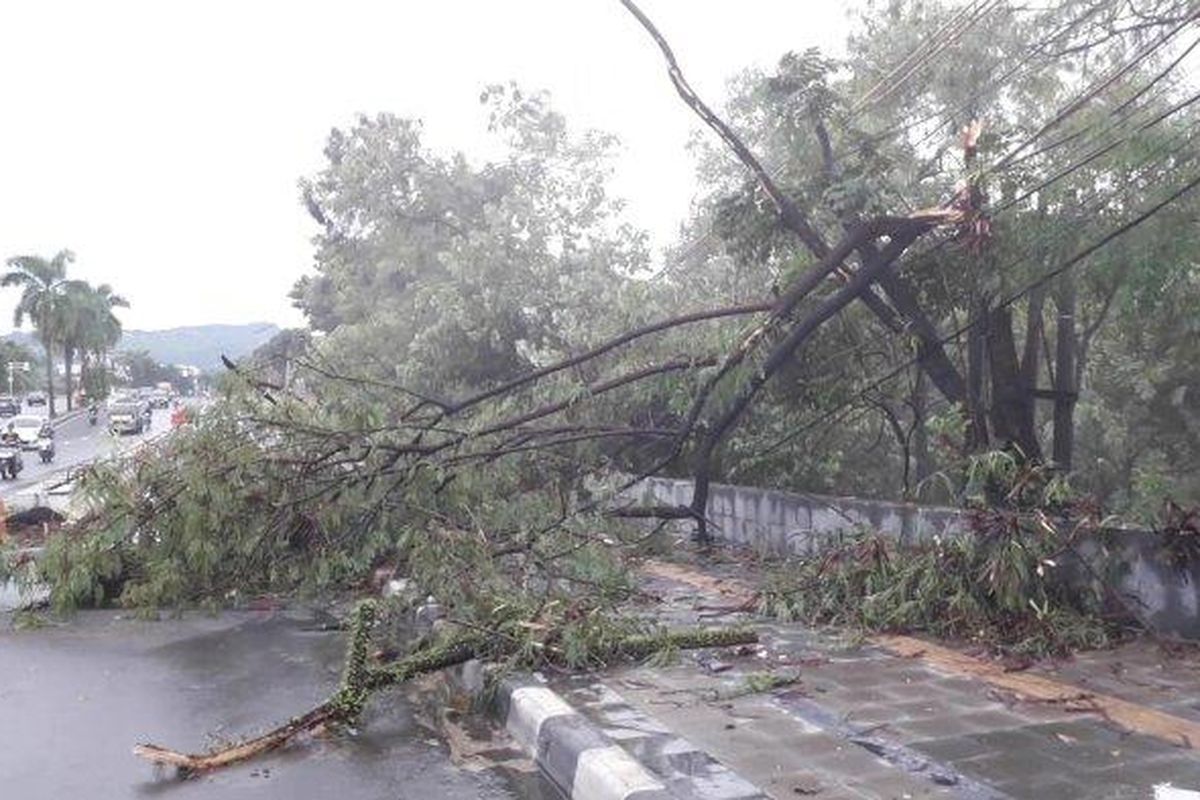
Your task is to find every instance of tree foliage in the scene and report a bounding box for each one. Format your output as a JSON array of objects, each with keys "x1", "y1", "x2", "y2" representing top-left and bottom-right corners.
[{"x1": 19, "y1": 0, "x2": 1200, "y2": 630}]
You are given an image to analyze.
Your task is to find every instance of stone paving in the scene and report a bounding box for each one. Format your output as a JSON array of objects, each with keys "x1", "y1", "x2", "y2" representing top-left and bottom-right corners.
[{"x1": 557, "y1": 554, "x2": 1200, "y2": 799}]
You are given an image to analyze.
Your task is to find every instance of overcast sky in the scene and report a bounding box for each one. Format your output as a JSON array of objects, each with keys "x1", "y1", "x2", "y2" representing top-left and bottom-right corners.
[{"x1": 0, "y1": 1, "x2": 853, "y2": 332}]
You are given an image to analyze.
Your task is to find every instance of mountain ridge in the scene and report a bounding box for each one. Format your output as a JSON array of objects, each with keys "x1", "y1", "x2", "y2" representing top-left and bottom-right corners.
[{"x1": 3, "y1": 322, "x2": 282, "y2": 371}]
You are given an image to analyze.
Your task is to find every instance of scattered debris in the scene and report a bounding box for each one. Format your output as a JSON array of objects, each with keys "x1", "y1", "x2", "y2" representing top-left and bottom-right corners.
[{"x1": 132, "y1": 601, "x2": 758, "y2": 775}]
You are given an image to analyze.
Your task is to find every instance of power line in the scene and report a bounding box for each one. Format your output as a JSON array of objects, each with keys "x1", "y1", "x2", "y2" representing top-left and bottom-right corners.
[
  {"x1": 656, "y1": 0, "x2": 1190, "y2": 286},
  {"x1": 737, "y1": 115, "x2": 1200, "y2": 447},
  {"x1": 756, "y1": 165, "x2": 1200, "y2": 459},
  {"x1": 991, "y1": 7, "x2": 1200, "y2": 172},
  {"x1": 652, "y1": 0, "x2": 1009, "y2": 279}
]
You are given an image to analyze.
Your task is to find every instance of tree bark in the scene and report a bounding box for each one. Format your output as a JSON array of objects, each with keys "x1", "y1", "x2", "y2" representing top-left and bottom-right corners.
[
  {"x1": 64, "y1": 346, "x2": 75, "y2": 411},
  {"x1": 42, "y1": 338, "x2": 56, "y2": 420},
  {"x1": 986, "y1": 305, "x2": 1043, "y2": 461},
  {"x1": 689, "y1": 228, "x2": 925, "y2": 539},
  {"x1": 911, "y1": 368, "x2": 931, "y2": 492},
  {"x1": 1019, "y1": 285, "x2": 1047, "y2": 452},
  {"x1": 872, "y1": 269, "x2": 967, "y2": 407},
  {"x1": 1053, "y1": 275, "x2": 1078, "y2": 469},
  {"x1": 966, "y1": 296, "x2": 990, "y2": 449}
]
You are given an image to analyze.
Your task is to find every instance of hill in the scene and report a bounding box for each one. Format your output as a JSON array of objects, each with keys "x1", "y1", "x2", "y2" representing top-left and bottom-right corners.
[
  {"x1": 4, "y1": 322, "x2": 281, "y2": 371},
  {"x1": 119, "y1": 323, "x2": 281, "y2": 370}
]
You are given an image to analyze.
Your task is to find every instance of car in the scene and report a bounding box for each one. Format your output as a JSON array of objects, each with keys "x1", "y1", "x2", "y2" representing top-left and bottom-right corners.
[
  {"x1": 0, "y1": 396, "x2": 20, "y2": 417},
  {"x1": 25, "y1": 391, "x2": 47, "y2": 407},
  {"x1": 150, "y1": 389, "x2": 171, "y2": 409},
  {"x1": 108, "y1": 402, "x2": 146, "y2": 435},
  {"x1": 7, "y1": 415, "x2": 51, "y2": 451}
]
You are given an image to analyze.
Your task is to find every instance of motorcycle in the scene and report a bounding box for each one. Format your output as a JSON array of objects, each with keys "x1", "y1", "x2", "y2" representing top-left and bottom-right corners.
[
  {"x1": 37, "y1": 434, "x2": 54, "y2": 464},
  {"x1": 0, "y1": 443, "x2": 23, "y2": 480},
  {"x1": 88, "y1": 406, "x2": 99, "y2": 426}
]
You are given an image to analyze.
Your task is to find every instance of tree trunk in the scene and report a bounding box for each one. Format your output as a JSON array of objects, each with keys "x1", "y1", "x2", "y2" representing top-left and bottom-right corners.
[
  {"x1": 63, "y1": 346, "x2": 75, "y2": 411},
  {"x1": 873, "y1": 270, "x2": 967, "y2": 407},
  {"x1": 43, "y1": 338, "x2": 56, "y2": 420},
  {"x1": 1053, "y1": 276, "x2": 1078, "y2": 470},
  {"x1": 1019, "y1": 285, "x2": 1046, "y2": 450},
  {"x1": 966, "y1": 296, "x2": 990, "y2": 450},
  {"x1": 912, "y1": 368, "x2": 931, "y2": 491},
  {"x1": 987, "y1": 305, "x2": 1042, "y2": 461}
]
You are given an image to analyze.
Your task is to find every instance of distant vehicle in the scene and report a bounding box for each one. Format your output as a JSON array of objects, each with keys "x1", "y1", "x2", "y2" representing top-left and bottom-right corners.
[
  {"x1": 9, "y1": 415, "x2": 51, "y2": 450},
  {"x1": 0, "y1": 396, "x2": 20, "y2": 417},
  {"x1": 0, "y1": 442, "x2": 22, "y2": 480},
  {"x1": 25, "y1": 391, "x2": 47, "y2": 407},
  {"x1": 150, "y1": 389, "x2": 171, "y2": 409},
  {"x1": 37, "y1": 430, "x2": 54, "y2": 463},
  {"x1": 109, "y1": 402, "x2": 146, "y2": 435}
]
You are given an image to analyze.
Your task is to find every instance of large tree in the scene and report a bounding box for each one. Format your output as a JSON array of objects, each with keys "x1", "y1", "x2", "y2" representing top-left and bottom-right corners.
[
  {"x1": 2, "y1": 250, "x2": 77, "y2": 417},
  {"x1": 645, "y1": 0, "x2": 1200, "y2": 512},
  {"x1": 72, "y1": 282, "x2": 129, "y2": 401},
  {"x1": 291, "y1": 87, "x2": 648, "y2": 398}
]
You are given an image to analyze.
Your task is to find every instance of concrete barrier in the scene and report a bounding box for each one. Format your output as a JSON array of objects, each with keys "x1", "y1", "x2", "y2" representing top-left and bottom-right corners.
[
  {"x1": 633, "y1": 476, "x2": 967, "y2": 552},
  {"x1": 496, "y1": 678, "x2": 672, "y2": 800},
  {"x1": 631, "y1": 476, "x2": 1200, "y2": 640}
]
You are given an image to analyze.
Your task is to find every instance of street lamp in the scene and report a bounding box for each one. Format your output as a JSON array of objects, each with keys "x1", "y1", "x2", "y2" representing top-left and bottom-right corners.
[{"x1": 5, "y1": 361, "x2": 30, "y2": 397}]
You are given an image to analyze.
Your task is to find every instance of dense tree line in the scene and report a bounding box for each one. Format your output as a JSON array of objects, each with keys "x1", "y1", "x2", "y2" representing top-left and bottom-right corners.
[
  {"x1": 288, "y1": 0, "x2": 1200, "y2": 518},
  {"x1": 2, "y1": 249, "x2": 128, "y2": 412}
]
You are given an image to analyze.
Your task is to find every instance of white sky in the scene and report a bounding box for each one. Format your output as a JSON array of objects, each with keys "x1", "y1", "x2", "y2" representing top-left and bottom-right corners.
[{"x1": 0, "y1": 1, "x2": 852, "y2": 332}]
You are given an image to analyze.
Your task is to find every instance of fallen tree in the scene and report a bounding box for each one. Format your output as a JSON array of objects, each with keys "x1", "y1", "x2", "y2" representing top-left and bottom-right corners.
[{"x1": 132, "y1": 600, "x2": 756, "y2": 775}]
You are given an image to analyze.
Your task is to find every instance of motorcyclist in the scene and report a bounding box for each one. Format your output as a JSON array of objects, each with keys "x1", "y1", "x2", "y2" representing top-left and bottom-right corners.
[
  {"x1": 0, "y1": 423, "x2": 20, "y2": 479},
  {"x1": 36, "y1": 421, "x2": 54, "y2": 462},
  {"x1": 0, "y1": 423, "x2": 19, "y2": 446},
  {"x1": 88, "y1": 400, "x2": 99, "y2": 425}
]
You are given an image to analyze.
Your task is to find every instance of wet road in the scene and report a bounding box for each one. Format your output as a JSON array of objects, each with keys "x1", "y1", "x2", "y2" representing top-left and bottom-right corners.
[
  {"x1": 0, "y1": 610, "x2": 528, "y2": 799},
  {"x1": 0, "y1": 402, "x2": 174, "y2": 502}
]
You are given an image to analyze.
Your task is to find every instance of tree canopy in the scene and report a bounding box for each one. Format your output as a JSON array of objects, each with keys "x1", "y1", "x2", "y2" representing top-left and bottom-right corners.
[{"x1": 16, "y1": 0, "x2": 1200, "y2": 619}]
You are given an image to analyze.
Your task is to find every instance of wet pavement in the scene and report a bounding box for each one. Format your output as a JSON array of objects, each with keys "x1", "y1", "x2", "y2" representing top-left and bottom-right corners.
[
  {"x1": 574, "y1": 556, "x2": 1200, "y2": 799},
  {"x1": 0, "y1": 609, "x2": 529, "y2": 799}
]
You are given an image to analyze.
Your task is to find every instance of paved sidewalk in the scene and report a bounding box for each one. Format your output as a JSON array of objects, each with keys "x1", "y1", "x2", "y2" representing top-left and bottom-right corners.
[{"x1": 558, "y1": 554, "x2": 1200, "y2": 800}]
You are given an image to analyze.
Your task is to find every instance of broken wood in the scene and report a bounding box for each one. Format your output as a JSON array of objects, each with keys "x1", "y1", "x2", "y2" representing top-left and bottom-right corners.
[{"x1": 132, "y1": 600, "x2": 757, "y2": 776}]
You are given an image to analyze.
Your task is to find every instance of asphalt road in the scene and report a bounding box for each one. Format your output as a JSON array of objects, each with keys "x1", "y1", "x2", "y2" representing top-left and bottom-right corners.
[
  {"x1": 0, "y1": 405, "x2": 548, "y2": 800},
  {"x1": 0, "y1": 401, "x2": 173, "y2": 501},
  {"x1": 0, "y1": 610, "x2": 532, "y2": 799}
]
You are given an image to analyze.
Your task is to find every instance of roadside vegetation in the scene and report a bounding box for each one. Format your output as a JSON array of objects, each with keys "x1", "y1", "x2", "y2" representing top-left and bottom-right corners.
[
  {"x1": 4, "y1": 0, "x2": 1200, "y2": 767},
  {"x1": 1, "y1": 249, "x2": 128, "y2": 409}
]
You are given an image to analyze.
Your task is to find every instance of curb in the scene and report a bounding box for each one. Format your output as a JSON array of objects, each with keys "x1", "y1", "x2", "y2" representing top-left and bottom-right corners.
[
  {"x1": 50, "y1": 408, "x2": 87, "y2": 427},
  {"x1": 462, "y1": 670, "x2": 766, "y2": 800},
  {"x1": 495, "y1": 677, "x2": 673, "y2": 800}
]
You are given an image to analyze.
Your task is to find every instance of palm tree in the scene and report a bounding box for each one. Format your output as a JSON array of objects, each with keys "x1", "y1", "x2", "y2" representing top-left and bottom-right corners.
[
  {"x1": 2, "y1": 250, "x2": 76, "y2": 418},
  {"x1": 59, "y1": 287, "x2": 91, "y2": 411},
  {"x1": 75, "y1": 283, "x2": 128, "y2": 400}
]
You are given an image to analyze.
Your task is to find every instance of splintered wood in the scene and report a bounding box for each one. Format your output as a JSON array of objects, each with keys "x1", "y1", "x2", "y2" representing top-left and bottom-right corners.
[{"x1": 133, "y1": 703, "x2": 339, "y2": 773}]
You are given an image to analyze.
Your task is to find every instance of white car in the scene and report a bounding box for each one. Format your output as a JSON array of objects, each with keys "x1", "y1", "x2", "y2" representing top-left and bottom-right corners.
[{"x1": 7, "y1": 415, "x2": 51, "y2": 450}]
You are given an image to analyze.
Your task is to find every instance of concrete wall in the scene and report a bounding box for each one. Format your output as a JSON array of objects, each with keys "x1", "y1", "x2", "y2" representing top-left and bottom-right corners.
[
  {"x1": 634, "y1": 477, "x2": 967, "y2": 553},
  {"x1": 631, "y1": 476, "x2": 1200, "y2": 640}
]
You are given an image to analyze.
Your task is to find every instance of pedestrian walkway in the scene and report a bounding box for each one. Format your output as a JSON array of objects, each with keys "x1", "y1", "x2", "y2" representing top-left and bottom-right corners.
[{"x1": 558, "y1": 553, "x2": 1200, "y2": 799}]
